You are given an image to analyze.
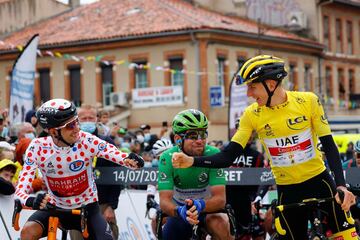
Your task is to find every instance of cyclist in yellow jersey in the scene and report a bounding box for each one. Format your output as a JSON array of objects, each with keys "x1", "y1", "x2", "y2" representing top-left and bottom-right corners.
[{"x1": 172, "y1": 55, "x2": 358, "y2": 240}]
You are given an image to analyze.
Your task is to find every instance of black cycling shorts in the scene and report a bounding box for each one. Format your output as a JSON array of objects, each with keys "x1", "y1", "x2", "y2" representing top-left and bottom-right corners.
[
  {"x1": 28, "y1": 201, "x2": 113, "y2": 240},
  {"x1": 276, "y1": 170, "x2": 355, "y2": 240}
]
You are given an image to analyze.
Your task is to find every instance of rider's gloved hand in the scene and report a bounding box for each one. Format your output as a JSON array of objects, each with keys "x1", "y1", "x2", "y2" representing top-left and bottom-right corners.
[
  {"x1": 192, "y1": 199, "x2": 206, "y2": 213},
  {"x1": 146, "y1": 194, "x2": 156, "y2": 208},
  {"x1": 127, "y1": 152, "x2": 144, "y2": 168},
  {"x1": 25, "y1": 192, "x2": 47, "y2": 210},
  {"x1": 176, "y1": 205, "x2": 189, "y2": 223}
]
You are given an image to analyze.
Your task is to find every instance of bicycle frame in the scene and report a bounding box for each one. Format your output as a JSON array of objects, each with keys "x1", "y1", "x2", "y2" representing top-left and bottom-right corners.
[
  {"x1": 272, "y1": 193, "x2": 355, "y2": 239},
  {"x1": 12, "y1": 199, "x2": 89, "y2": 240}
]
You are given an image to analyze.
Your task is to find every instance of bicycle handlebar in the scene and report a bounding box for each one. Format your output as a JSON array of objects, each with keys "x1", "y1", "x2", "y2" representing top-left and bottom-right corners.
[
  {"x1": 273, "y1": 189, "x2": 353, "y2": 236},
  {"x1": 12, "y1": 199, "x2": 89, "y2": 238}
]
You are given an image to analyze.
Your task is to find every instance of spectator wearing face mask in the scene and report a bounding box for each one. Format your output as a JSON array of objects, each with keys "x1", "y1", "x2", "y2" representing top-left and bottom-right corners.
[
  {"x1": 18, "y1": 122, "x2": 36, "y2": 141},
  {"x1": 25, "y1": 109, "x2": 42, "y2": 136},
  {"x1": 0, "y1": 114, "x2": 9, "y2": 141},
  {"x1": 140, "y1": 124, "x2": 159, "y2": 151}
]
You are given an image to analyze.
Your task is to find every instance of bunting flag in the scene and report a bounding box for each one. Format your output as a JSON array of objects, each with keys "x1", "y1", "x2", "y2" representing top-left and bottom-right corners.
[
  {"x1": 9, "y1": 34, "x2": 39, "y2": 124},
  {"x1": 227, "y1": 75, "x2": 248, "y2": 140}
]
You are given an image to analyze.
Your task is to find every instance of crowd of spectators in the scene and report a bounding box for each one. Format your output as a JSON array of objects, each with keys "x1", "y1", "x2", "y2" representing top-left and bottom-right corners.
[{"x1": 0, "y1": 104, "x2": 359, "y2": 239}]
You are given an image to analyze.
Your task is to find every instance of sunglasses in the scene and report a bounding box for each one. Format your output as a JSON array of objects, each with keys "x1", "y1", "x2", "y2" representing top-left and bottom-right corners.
[
  {"x1": 182, "y1": 130, "x2": 208, "y2": 141},
  {"x1": 55, "y1": 117, "x2": 79, "y2": 130}
]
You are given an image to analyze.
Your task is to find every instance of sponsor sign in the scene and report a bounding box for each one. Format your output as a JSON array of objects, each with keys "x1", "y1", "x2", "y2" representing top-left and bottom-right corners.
[{"x1": 132, "y1": 86, "x2": 183, "y2": 108}]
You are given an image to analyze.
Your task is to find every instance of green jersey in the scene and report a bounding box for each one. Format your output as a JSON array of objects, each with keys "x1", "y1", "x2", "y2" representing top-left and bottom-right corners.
[{"x1": 158, "y1": 145, "x2": 226, "y2": 204}]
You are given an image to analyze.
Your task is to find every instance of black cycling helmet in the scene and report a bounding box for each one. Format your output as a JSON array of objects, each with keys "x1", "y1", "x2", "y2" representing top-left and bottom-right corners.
[
  {"x1": 235, "y1": 55, "x2": 287, "y2": 107},
  {"x1": 36, "y1": 99, "x2": 77, "y2": 130}
]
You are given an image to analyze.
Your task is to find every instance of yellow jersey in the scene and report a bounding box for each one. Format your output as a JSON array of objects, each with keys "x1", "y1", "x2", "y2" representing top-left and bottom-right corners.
[{"x1": 232, "y1": 91, "x2": 330, "y2": 185}]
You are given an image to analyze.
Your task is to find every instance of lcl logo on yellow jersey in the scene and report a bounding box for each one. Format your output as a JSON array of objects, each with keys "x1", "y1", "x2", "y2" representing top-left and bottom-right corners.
[{"x1": 286, "y1": 116, "x2": 308, "y2": 130}]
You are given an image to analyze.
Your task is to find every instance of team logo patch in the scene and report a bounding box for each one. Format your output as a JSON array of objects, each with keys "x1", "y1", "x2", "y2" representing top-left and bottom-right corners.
[
  {"x1": 98, "y1": 142, "x2": 106, "y2": 151},
  {"x1": 160, "y1": 172, "x2": 167, "y2": 181},
  {"x1": 24, "y1": 157, "x2": 34, "y2": 166},
  {"x1": 216, "y1": 169, "x2": 224, "y2": 177},
  {"x1": 69, "y1": 160, "x2": 84, "y2": 172},
  {"x1": 198, "y1": 172, "x2": 208, "y2": 183}
]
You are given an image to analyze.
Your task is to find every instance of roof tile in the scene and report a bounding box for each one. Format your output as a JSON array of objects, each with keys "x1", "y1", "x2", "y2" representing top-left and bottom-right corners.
[{"x1": 0, "y1": 0, "x2": 319, "y2": 50}]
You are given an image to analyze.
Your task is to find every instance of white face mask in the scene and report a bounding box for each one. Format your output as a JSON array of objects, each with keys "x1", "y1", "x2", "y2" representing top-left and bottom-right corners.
[
  {"x1": 136, "y1": 135, "x2": 144, "y2": 143},
  {"x1": 144, "y1": 162, "x2": 152, "y2": 168},
  {"x1": 24, "y1": 132, "x2": 36, "y2": 140}
]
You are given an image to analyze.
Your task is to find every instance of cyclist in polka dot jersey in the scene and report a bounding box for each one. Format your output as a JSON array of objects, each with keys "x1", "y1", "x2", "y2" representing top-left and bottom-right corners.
[{"x1": 15, "y1": 99, "x2": 144, "y2": 240}]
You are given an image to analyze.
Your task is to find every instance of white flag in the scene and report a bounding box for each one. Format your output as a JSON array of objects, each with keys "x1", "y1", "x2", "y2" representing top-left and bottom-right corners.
[{"x1": 9, "y1": 34, "x2": 39, "y2": 124}]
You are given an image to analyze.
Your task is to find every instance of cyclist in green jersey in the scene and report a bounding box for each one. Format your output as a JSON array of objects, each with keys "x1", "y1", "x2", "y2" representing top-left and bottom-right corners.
[{"x1": 158, "y1": 109, "x2": 233, "y2": 240}]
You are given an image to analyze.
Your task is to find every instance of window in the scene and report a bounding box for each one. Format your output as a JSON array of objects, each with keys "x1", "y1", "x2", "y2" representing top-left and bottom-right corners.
[
  {"x1": 288, "y1": 63, "x2": 298, "y2": 91},
  {"x1": 335, "y1": 19, "x2": 342, "y2": 53},
  {"x1": 304, "y1": 64, "x2": 311, "y2": 91},
  {"x1": 338, "y1": 68, "x2": 345, "y2": 101},
  {"x1": 100, "y1": 63, "x2": 113, "y2": 106},
  {"x1": 68, "y1": 65, "x2": 81, "y2": 106},
  {"x1": 217, "y1": 56, "x2": 226, "y2": 86},
  {"x1": 325, "y1": 67, "x2": 332, "y2": 98},
  {"x1": 346, "y1": 21, "x2": 353, "y2": 55},
  {"x1": 323, "y1": 16, "x2": 330, "y2": 51},
  {"x1": 38, "y1": 68, "x2": 51, "y2": 103},
  {"x1": 169, "y1": 58, "x2": 184, "y2": 86},
  {"x1": 237, "y1": 56, "x2": 246, "y2": 69},
  {"x1": 349, "y1": 69, "x2": 355, "y2": 94},
  {"x1": 134, "y1": 61, "x2": 148, "y2": 88}
]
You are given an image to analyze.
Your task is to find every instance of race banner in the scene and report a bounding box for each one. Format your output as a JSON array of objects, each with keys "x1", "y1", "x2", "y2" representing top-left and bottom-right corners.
[
  {"x1": 228, "y1": 76, "x2": 248, "y2": 140},
  {"x1": 131, "y1": 85, "x2": 183, "y2": 108},
  {"x1": 9, "y1": 34, "x2": 39, "y2": 124},
  {"x1": 95, "y1": 167, "x2": 360, "y2": 187}
]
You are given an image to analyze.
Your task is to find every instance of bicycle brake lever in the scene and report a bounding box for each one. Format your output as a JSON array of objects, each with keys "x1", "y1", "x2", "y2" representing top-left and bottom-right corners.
[{"x1": 12, "y1": 199, "x2": 22, "y2": 231}]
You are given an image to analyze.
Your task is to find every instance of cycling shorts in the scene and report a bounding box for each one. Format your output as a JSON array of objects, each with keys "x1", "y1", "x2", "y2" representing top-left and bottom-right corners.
[
  {"x1": 276, "y1": 170, "x2": 355, "y2": 240},
  {"x1": 28, "y1": 202, "x2": 113, "y2": 240}
]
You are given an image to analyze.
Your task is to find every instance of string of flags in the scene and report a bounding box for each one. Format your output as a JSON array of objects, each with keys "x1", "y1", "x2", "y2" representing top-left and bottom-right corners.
[
  {"x1": 1, "y1": 40, "x2": 359, "y2": 109},
  {"x1": 0, "y1": 40, "x2": 235, "y2": 77}
]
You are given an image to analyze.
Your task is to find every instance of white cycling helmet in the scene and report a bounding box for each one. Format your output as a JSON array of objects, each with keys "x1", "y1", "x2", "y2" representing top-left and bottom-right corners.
[
  {"x1": 355, "y1": 140, "x2": 360, "y2": 153},
  {"x1": 152, "y1": 139, "x2": 173, "y2": 157}
]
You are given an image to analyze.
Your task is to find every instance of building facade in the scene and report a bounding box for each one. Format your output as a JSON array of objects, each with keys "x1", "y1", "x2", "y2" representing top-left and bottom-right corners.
[{"x1": 0, "y1": 0, "x2": 359, "y2": 140}]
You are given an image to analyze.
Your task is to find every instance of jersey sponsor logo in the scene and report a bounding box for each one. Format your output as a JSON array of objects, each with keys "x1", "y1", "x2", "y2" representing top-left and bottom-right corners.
[
  {"x1": 216, "y1": 169, "x2": 224, "y2": 177},
  {"x1": 98, "y1": 142, "x2": 106, "y2": 151},
  {"x1": 286, "y1": 116, "x2": 308, "y2": 130},
  {"x1": 295, "y1": 97, "x2": 305, "y2": 104},
  {"x1": 260, "y1": 171, "x2": 274, "y2": 182},
  {"x1": 47, "y1": 162, "x2": 54, "y2": 168},
  {"x1": 24, "y1": 157, "x2": 34, "y2": 165},
  {"x1": 264, "y1": 124, "x2": 274, "y2": 136},
  {"x1": 232, "y1": 155, "x2": 254, "y2": 167},
  {"x1": 198, "y1": 172, "x2": 208, "y2": 183},
  {"x1": 160, "y1": 172, "x2": 167, "y2": 181},
  {"x1": 47, "y1": 170, "x2": 88, "y2": 197},
  {"x1": 69, "y1": 160, "x2": 84, "y2": 172}
]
